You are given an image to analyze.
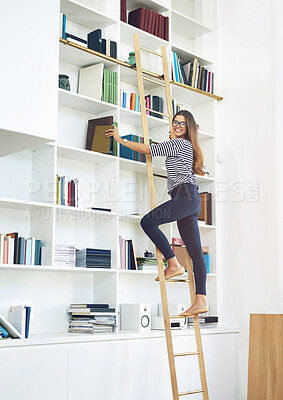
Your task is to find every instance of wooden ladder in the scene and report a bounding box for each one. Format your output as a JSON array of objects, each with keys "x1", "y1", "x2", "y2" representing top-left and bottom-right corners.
[{"x1": 133, "y1": 33, "x2": 209, "y2": 400}]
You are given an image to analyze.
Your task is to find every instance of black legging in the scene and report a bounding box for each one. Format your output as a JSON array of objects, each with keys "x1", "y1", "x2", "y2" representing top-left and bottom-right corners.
[{"x1": 140, "y1": 183, "x2": 207, "y2": 295}]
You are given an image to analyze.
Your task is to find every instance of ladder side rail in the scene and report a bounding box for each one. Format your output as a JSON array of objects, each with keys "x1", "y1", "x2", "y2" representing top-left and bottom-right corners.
[{"x1": 133, "y1": 33, "x2": 179, "y2": 400}]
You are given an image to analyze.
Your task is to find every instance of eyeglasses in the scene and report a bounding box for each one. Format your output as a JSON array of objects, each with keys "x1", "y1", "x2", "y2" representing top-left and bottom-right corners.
[{"x1": 172, "y1": 120, "x2": 187, "y2": 128}]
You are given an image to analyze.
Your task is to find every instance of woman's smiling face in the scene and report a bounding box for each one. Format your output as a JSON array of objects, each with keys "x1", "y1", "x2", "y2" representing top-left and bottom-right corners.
[{"x1": 172, "y1": 114, "x2": 187, "y2": 138}]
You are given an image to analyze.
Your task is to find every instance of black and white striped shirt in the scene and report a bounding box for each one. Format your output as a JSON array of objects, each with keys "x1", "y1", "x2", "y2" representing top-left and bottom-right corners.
[{"x1": 150, "y1": 138, "x2": 199, "y2": 194}]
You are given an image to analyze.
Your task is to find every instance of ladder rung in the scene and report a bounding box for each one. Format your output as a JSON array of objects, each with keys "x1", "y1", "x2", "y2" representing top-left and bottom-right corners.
[
  {"x1": 145, "y1": 108, "x2": 170, "y2": 117},
  {"x1": 169, "y1": 315, "x2": 195, "y2": 319},
  {"x1": 179, "y1": 389, "x2": 205, "y2": 396},
  {"x1": 165, "y1": 278, "x2": 190, "y2": 283},
  {"x1": 174, "y1": 352, "x2": 199, "y2": 357},
  {"x1": 139, "y1": 45, "x2": 163, "y2": 57},
  {"x1": 143, "y1": 76, "x2": 166, "y2": 87}
]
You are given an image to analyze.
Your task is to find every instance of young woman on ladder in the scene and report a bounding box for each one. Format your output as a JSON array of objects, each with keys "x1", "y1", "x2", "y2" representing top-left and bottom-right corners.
[{"x1": 105, "y1": 109, "x2": 208, "y2": 317}]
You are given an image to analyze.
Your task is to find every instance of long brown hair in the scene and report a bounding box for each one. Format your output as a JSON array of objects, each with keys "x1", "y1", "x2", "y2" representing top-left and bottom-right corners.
[{"x1": 173, "y1": 110, "x2": 205, "y2": 176}]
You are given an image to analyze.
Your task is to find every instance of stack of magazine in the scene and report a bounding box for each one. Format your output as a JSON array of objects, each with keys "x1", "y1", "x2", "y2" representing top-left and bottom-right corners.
[
  {"x1": 75, "y1": 248, "x2": 111, "y2": 268},
  {"x1": 67, "y1": 303, "x2": 116, "y2": 334},
  {"x1": 136, "y1": 257, "x2": 167, "y2": 272},
  {"x1": 54, "y1": 244, "x2": 76, "y2": 267}
]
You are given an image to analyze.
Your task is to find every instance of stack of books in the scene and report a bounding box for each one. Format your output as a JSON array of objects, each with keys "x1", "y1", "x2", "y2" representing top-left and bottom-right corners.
[
  {"x1": 67, "y1": 303, "x2": 116, "y2": 334},
  {"x1": 0, "y1": 232, "x2": 43, "y2": 265},
  {"x1": 76, "y1": 248, "x2": 111, "y2": 268},
  {"x1": 86, "y1": 116, "x2": 118, "y2": 157},
  {"x1": 54, "y1": 244, "x2": 76, "y2": 267},
  {"x1": 128, "y1": 6, "x2": 169, "y2": 41},
  {"x1": 136, "y1": 257, "x2": 167, "y2": 272}
]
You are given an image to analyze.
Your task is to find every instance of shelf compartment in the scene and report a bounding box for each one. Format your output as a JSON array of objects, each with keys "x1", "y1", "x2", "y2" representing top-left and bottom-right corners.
[
  {"x1": 60, "y1": 0, "x2": 118, "y2": 29},
  {"x1": 171, "y1": 43, "x2": 213, "y2": 66},
  {"x1": 58, "y1": 88, "x2": 118, "y2": 114},
  {"x1": 119, "y1": 157, "x2": 165, "y2": 175},
  {"x1": 120, "y1": 107, "x2": 168, "y2": 129},
  {"x1": 172, "y1": 10, "x2": 212, "y2": 38}
]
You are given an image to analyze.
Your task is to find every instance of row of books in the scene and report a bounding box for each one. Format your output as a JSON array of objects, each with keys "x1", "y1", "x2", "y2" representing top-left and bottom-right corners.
[
  {"x1": 120, "y1": 134, "x2": 154, "y2": 163},
  {"x1": 56, "y1": 175, "x2": 81, "y2": 207},
  {"x1": 120, "y1": 91, "x2": 164, "y2": 119},
  {"x1": 171, "y1": 53, "x2": 214, "y2": 94},
  {"x1": 102, "y1": 69, "x2": 118, "y2": 105},
  {"x1": 127, "y1": 5, "x2": 169, "y2": 41},
  {"x1": 67, "y1": 303, "x2": 116, "y2": 334},
  {"x1": 61, "y1": 15, "x2": 118, "y2": 58},
  {"x1": 119, "y1": 236, "x2": 137, "y2": 270},
  {"x1": 54, "y1": 245, "x2": 111, "y2": 268},
  {"x1": 0, "y1": 233, "x2": 44, "y2": 265},
  {"x1": 78, "y1": 63, "x2": 117, "y2": 106},
  {"x1": 9, "y1": 305, "x2": 31, "y2": 338}
]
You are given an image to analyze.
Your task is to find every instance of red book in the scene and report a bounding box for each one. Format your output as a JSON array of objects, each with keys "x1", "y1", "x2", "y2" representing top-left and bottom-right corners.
[
  {"x1": 161, "y1": 15, "x2": 164, "y2": 39},
  {"x1": 150, "y1": 12, "x2": 157, "y2": 35},
  {"x1": 128, "y1": 7, "x2": 146, "y2": 30},
  {"x1": 158, "y1": 14, "x2": 163, "y2": 38},
  {"x1": 68, "y1": 181, "x2": 71, "y2": 206},
  {"x1": 164, "y1": 16, "x2": 169, "y2": 41},
  {"x1": 147, "y1": 9, "x2": 153, "y2": 34},
  {"x1": 154, "y1": 12, "x2": 159, "y2": 36},
  {"x1": 3, "y1": 239, "x2": 8, "y2": 264},
  {"x1": 144, "y1": 8, "x2": 149, "y2": 32},
  {"x1": 120, "y1": 0, "x2": 127, "y2": 22}
]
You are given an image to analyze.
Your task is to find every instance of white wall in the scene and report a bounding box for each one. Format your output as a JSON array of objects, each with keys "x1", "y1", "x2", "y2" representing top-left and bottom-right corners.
[{"x1": 215, "y1": 0, "x2": 282, "y2": 398}]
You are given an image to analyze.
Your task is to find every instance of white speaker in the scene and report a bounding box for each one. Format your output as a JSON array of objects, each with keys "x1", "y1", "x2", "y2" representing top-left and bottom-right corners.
[
  {"x1": 120, "y1": 303, "x2": 151, "y2": 331},
  {"x1": 158, "y1": 303, "x2": 188, "y2": 329}
]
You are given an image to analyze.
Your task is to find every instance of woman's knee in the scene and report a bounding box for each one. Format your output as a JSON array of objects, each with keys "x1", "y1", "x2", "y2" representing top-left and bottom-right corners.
[{"x1": 140, "y1": 214, "x2": 153, "y2": 232}]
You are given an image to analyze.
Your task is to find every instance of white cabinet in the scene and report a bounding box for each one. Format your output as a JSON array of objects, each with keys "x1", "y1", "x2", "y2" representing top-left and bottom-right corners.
[
  {"x1": 68, "y1": 340, "x2": 135, "y2": 400},
  {"x1": 0, "y1": 345, "x2": 68, "y2": 400}
]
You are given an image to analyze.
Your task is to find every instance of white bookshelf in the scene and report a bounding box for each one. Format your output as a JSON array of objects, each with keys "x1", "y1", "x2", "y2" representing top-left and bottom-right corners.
[{"x1": 0, "y1": 0, "x2": 222, "y2": 337}]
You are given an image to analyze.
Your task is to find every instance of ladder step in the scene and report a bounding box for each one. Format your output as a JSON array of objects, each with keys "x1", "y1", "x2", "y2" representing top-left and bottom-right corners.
[
  {"x1": 145, "y1": 108, "x2": 170, "y2": 117},
  {"x1": 179, "y1": 389, "x2": 205, "y2": 396},
  {"x1": 139, "y1": 45, "x2": 163, "y2": 57},
  {"x1": 169, "y1": 315, "x2": 195, "y2": 319},
  {"x1": 143, "y1": 76, "x2": 166, "y2": 87},
  {"x1": 174, "y1": 352, "x2": 199, "y2": 357},
  {"x1": 165, "y1": 278, "x2": 190, "y2": 283}
]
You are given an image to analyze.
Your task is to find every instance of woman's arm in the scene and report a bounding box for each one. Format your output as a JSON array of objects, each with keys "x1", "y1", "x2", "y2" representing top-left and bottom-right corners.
[{"x1": 105, "y1": 125, "x2": 151, "y2": 154}]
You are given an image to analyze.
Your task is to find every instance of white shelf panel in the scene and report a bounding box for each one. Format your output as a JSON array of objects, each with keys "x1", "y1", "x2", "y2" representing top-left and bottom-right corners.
[
  {"x1": 59, "y1": 40, "x2": 118, "y2": 69},
  {"x1": 198, "y1": 130, "x2": 214, "y2": 141},
  {"x1": 120, "y1": 107, "x2": 168, "y2": 129},
  {"x1": 118, "y1": 214, "x2": 143, "y2": 223},
  {"x1": 171, "y1": 10, "x2": 212, "y2": 38},
  {"x1": 0, "y1": 197, "x2": 53, "y2": 211},
  {"x1": 0, "y1": 264, "x2": 117, "y2": 273},
  {"x1": 57, "y1": 144, "x2": 118, "y2": 164},
  {"x1": 171, "y1": 43, "x2": 213, "y2": 66},
  {"x1": 55, "y1": 204, "x2": 117, "y2": 218},
  {"x1": 126, "y1": 0, "x2": 169, "y2": 13},
  {"x1": 197, "y1": 174, "x2": 215, "y2": 183},
  {"x1": 58, "y1": 88, "x2": 118, "y2": 114},
  {"x1": 120, "y1": 21, "x2": 169, "y2": 51},
  {"x1": 119, "y1": 157, "x2": 165, "y2": 175},
  {"x1": 173, "y1": 221, "x2": 216, "y2": 230},
  {"x1": 171, "y1": 82, "x2": 215, "y2": 105},
  {"x1": 60, "y1": 0, "x2": 118, "y2": 28}
]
